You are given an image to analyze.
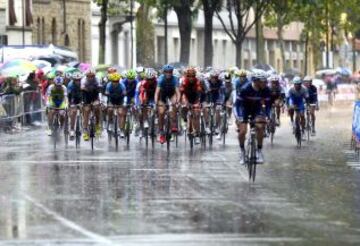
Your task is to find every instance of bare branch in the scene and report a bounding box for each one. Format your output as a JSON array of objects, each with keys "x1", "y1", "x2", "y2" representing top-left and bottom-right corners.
[{"x1": 215, "y1": 9, "x2": 236, "y2": 43}]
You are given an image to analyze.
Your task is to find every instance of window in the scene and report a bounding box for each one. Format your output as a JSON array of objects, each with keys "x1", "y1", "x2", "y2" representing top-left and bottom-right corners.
[
  {"x1": 285, "y1": 41, "x2": 291, "y2": 52},
  {"x1": 173, "y1": 38, "x2": 179, "y2": 61},
  {"x1": 293, "y1": 60, "x2": 298, "y2": 68},
  {"x1": 8, "y1": 0, "x2": 17, "y2": 26},
  {"x1": 37, "y1": 18, "x2": 41, "y2": 44},
  {"x1": 78, "y1": 19, "x2": 86, "y2": 61},
  {"x1": 51, "y1": 18, "x2": 57, "y2": 45},
  {"x1": 292, "y1": 41, "x2": 297, "y2": 52},
  {"x1": 250, "y1": 39, "x2": 256, "y2": 51},
  {"x1": 157, "y1": 36, "x2": 165, "y2": 64},
  {"x1": 41, "y1": 18, "x2": 45, "y2": 44},
  {"x1": 65, "y1": 34, "x2": 70, "y2": 46},
  {"x1": 268, "y1": 40, "x2": 275, "y2": 50}
]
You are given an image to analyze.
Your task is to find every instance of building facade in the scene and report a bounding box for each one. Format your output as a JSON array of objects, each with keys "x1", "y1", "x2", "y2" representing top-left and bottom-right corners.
[
  {"x1": 0, "y1": 0, "x2": 33, "y2": 46},
  {"x1": 32, "y1": 0, "x2": 92, "y2": 62}
]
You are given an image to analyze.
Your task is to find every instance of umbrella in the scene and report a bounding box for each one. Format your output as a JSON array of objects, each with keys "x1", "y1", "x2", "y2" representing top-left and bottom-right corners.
[
  {"x1": 68, "y1": 61, "x2": 80, "y2": 68},
  {"x1": 96, "y1": 71, "x2": 106, "y2": 79},
  {"x1": 0, "y1": 59, "x2": 37, "y2": 77},
  {"x1": 1, "y1": 59, "x2": 37, "y2": 71},
  {"x1": 336, "y1": 67, "x2": 351, "y2": 77},
  {"x1": 79, "y1": 63, "x2": 91, "y2": 72},
  {"x1": 32, "y1": 60, "x2": 52, "y2": 69},
  {"x1": 95, "y1": 64, "x2": 110, "y2": 72},
  {"x1": 252, "y1": 63, "x2": 275, "y2": 72}
]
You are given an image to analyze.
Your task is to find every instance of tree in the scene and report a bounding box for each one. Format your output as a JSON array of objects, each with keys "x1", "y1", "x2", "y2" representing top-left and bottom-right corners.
[
  {"x1": 136, "y1": 0, "x2": 156, "y2": 66},
  {"x1": 216, "y1": 0, "x2": 270, "y2": 67},
  {"x1": 94, "y1": 0, "x2": 109, "y2": 64},
  {"x1": 263, "y1": 0, "x2": 296, "y2": 71},
  {"x1": 172, "y1": 0, "x2": 196, "y2": 65},
  {"x1": 201, "y1": 0, "x2": 222, "y2": 67}
]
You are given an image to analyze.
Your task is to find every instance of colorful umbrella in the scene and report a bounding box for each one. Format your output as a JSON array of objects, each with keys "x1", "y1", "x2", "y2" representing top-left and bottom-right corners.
[
  {"x1": 95, "y1": 64, "x2": 110, "y2": 72},
  {"x1": 1, "y1": 59, "x2": 37, "y2": 72},
  {"x1": 79, "y1": 63, "x2": 91, "y2": 73},
  {"x1": 32, "y1": 60, "x2": 52, "y2": 69}
]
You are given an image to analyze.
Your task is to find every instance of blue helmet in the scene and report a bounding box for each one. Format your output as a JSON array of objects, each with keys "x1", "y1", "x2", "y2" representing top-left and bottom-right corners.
[
  {"x1": 162, "y1": 64, "x2": 174, "y2": 72},
  {"x1": 54, "y1": 76, "x2": 64, "y2": 85}
]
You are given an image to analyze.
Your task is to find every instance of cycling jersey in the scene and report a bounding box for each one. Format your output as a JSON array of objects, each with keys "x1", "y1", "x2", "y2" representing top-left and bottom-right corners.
[
  {"x1": 157, "y1": 74, "x2": 179, "y2": 102},
  {"x1": 105, "y1": 82, "x2": 125, "y2": 106},
  {"x1": 269, "y1": 85, "x2": 286, "y2": 105},
  {"x1": 67, "y1": 80, "x2": 82, "y2": 105},
  {"x1": 205, "y1": 79, "x2": 226, "y2": 104},
  {"x1": 306, "y1": 85, "x2": 318, "y2": 104},
  {"x1": 121, "y1": 78, "x2": 139, "y2": 104},
  {"x1": 180, "y1": 77, "x2": 203, "y2": 104},
  {"x1": 81, "y1": 77, "x2": 101, "y2": 104},
  {"x1": 233, "y1": 80, "x2": 251, "y2": 121},
  {"x1": 136, "y1": 79, "x2": 157, "y2": 105},
  {"x1": 236, "y1": 83, "x2": 271, "y2": 121},
  {"x1": 287, "y1": 86, "x2": 309, "y2": 113},
  {"x1": 47, "y1": 84, "x2": 68, "y2": 109}
]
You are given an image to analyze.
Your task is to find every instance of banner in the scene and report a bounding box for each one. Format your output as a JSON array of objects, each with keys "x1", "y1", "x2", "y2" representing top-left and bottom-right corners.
[{"x1": 352, "y1": 100, "x2": 360, "y2": 143}]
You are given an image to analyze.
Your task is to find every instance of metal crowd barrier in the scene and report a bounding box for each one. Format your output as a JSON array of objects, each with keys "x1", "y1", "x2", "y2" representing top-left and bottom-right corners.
[{"x1": 0, "y1": 90, "x2": 45, "y2": 130}]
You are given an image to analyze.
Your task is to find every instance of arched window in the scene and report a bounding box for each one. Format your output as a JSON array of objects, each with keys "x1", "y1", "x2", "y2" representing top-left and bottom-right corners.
[
  {"x1": 51, "y1": 18, "x2": 57, "y2": 45},
  {"x1": 65, "y1": 34, "x2": 70, "y2": 46},
  {"x1": 41, "y1": 17, "x2": 45, "y2": 44},
  {"x1": 78, "y1": 19, "x2": 86, "y2": 61},
  {"x1": 36, "y1": 18, "x2": 41, "y2": 44}
]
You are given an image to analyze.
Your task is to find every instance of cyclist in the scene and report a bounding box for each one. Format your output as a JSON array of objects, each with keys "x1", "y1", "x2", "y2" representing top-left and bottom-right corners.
[
  {"x1": 81, "y1": 68, "x2": 102, "y2": 141},
  {"x1": 67, "y1": 71, "x2": 83, "y2": 139},
  {"x1": 205, "y1": 69, "x2": 226, "y2": 140},
  {"x1": 324, "y1": 72, "x2": 338, "y2": 105},
  {"x1": 268, "y1": 74, "x2": 286, "y2": 126},
  {"x1": 223, "y1": 72, "x2": 233, "y2": 122},
  {"x1": 286, "y1": 76, "x2": 309, "y2": 134},
  {"x1": 155, "y1": 64, "x2": 180, "y2": 144},
  {"x1": 180, "y1": 67, "x2": 203, "y2": 144},
  {"x1": 303, "y1": 75, "x2": 318, "y2": 136},
  {"x1": 136, "y1": 68, "x2": 157, "y2": 137},
  {"x1": 105, "y1": 72, "x2": 126, "y2": 133},
  {"x1": 121, "y1": 69, "x2": 139, "y2": 137},
  {"x1": 46, "y1": 76, "x2": 68, "y2": 136},
  {"x1": 235, "y1": 71, "x2": 271, "y2": 164}
]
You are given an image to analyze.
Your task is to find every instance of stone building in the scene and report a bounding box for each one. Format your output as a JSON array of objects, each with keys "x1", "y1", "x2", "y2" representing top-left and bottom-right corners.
[
  {"x1": 32, "y1": 0, "x2": 92, "y2": 62},
  {"x1": 0, "y1": 0, "x2": 33, "y2": 45}
]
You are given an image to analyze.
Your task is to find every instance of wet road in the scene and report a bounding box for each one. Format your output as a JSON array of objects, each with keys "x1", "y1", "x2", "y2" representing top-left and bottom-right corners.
[{"x1": 0, "y1": 103, "x2": 360, "y2": 245}]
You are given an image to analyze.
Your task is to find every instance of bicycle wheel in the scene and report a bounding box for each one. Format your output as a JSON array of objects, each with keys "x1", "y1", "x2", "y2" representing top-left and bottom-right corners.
[
  {"x1": 166, "y1": 113, "x2": 171, "y2": 151},
  {"x1": 150, "y1": 113, "x2": 156, "y2": 148},
  {"x1": 90, "y1": 117, "x2": 95, "y2": 150},
  {"x1": 75, "y1": 114, "x2": 81, "y2": 148},
  {"x1": 53, "y1": 113, "x2": 59, "y2": 150},
  {"x1": 249, "y1": 133, "x2": 257, "y2": 182},
  {"x1": 222, "y1": 110, "x2": 227, "y2": 145},
  {"x1": 209, "y1": 111, "x2": 214, "y2": 147},
  {"x1": 64, "y1": 111, "x2": 69, "y2": 147},
  {"x1": 295, "y1": 120, "x2": 302, "y2": 148},
  {"x1": 200, "y1": 114, "x2": 206, "y2": 147},
  {"x1": 125, "y1": 116, "x2": 131, "y2": 146},
  {"x1": 114, "y1": 115, "x2": 119, "y2": 149}
]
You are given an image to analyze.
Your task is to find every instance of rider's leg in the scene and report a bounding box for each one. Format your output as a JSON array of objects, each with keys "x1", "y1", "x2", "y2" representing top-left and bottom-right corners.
[
  {"x1": 119, "y1": 106, "x2": 127, "y2": 130},
  {"x1": 238, "y1": 122, "x2": 247, "y2": 149},
  {"x1": 310, "y1": 105, "x2": 316, "y2": 130},
  {"x1": 193, "y1": 104, "x2": 201, "y2": 134},
  {"x1": 170, "y1": 95, "x2": 178, "y2": 130},
  {"x1": 288, "y1": 108, "x2": 294, "y2": 123},
  {"x1": 82, "y1": 105, "x2": 90, "y2": 130},
  {"x1": 255, "y1": 118, "x2": 266, "y2": 149},
  {"x1": 69, "y1": 106, "x2": 77, "y2": 130},
  {"x1": 157, "y1": 102, "x2": 165, "y2": 132}
]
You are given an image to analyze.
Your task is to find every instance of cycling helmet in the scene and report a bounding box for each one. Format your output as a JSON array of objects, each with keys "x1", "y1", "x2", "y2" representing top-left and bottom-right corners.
[
  {"x1": 85, "y1": 68, "x2": 96, "y2": 76},
  {"x1": 236, "y1": 69, "x2": 247, "y2": 77},
  {"x1": 209, "y1": 69, "x2": 220, "y2": 78},
  {"x1": 107, "y1": 67, "x2": 117, "y2": 74},
  {"x1": 268, "y1": 74, "x2": 280, "y2": 82},
  {"x1": 136, "y1": 66, "x2": 144, "y2": 74},
  {"x1": 223, "y1": 72, "x2": 231, "y2": 83},
  {"x1": 126, "y1": 69, "x2": 137, "y2": 80},
  {"x1": 162, "y1": 64, "x2": 174, "y2": 72},
  {"x1": 252, "y1": 71, "x2": 267, "y2": 81},
  {"x1": 108, "y1": 72, "x2": 121, "y2": 82},
  {"x1": 72, "y1": 71, "x2": 83, "y2": 80},
  {"x1": 303, "y1": 75, "x2": 313, "y2": 82},
  {"x1": 54, "y1": 76, "x2": 64, "y2": 85},
  {"x1": 145, "y1": 68, "x2": 157, "y2": 79},
  {"x1": 293, "y1": 76, "x2": 302, "y2": 84},
  {"x1": 185, "y1": 67, "x2": 197, "y2": 77},
  {"x1": 47, "y1": 72, "x2": 56, "y2": 80}
]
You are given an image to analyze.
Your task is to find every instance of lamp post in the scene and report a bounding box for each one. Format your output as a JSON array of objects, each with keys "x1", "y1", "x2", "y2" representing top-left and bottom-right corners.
[
  {"x1": 130, "y1": 0, "x2": 134, "y2": 68},
  {"x1": 22, "y1": 0, "x2": 25, "y2": 46}
]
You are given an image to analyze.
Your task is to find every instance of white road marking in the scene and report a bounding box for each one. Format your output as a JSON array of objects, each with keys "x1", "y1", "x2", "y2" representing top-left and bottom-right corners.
[{"x1": 23, "y1": 194, "x2": 114, "y2": 245}]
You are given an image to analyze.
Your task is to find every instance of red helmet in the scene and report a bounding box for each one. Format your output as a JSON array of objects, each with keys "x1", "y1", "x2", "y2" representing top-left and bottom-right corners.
[{"x1": 36, "y1": 69, "x2": 44, "y2": 78}]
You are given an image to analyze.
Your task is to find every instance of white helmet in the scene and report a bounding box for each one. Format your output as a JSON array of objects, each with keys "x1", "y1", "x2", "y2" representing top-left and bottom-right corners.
[
  {"x1": 145, "y1": 68, "x2": 157, "y2": 79},
  {"x1": 72, "y1": 71, "x2": 83, "y2": 80},
  {"x1": 268, "y1": 74, "x2": 280, "y2": 82},
  {"x1": 303, "y1": 75, "x2": 313, "y2": 82}
]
